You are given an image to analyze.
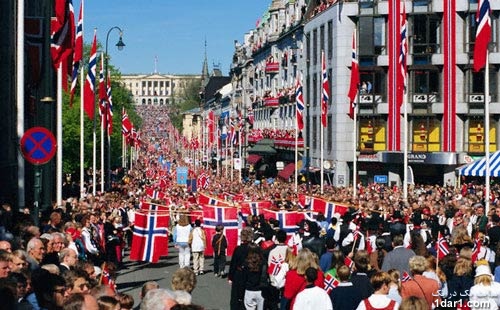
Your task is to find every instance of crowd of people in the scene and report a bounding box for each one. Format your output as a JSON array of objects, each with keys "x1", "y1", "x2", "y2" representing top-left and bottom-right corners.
[{"x1": 1, "y1": 104, "x2": 500, "y2": 310}]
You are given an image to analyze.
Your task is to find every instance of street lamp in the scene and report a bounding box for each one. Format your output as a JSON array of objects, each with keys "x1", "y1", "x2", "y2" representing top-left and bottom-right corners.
[{"x1": 104, "y1": 26, "x2": 125, "y2": 191}]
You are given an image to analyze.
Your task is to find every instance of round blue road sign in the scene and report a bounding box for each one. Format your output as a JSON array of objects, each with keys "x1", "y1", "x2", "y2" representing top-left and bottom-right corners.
[{"x1": 20, "y1": 127, "x2": 57, "y2": 165}]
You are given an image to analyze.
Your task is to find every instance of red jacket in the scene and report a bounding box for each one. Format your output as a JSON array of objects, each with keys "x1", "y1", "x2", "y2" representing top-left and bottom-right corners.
[{"x1": 283, "y1": 269, "x2": 324, "y2": 308}]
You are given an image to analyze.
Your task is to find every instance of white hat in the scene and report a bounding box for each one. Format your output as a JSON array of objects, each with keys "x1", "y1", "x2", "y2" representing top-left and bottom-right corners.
[
  {"x1": 94, "y1": 266, "x2": 102, "y2": 276},
  {"x1": 475, "y1": 265, "x2": 493, "y2": 277}
]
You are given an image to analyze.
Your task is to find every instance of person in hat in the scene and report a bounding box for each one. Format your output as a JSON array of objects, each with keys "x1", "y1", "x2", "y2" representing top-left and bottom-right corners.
[{"x1": 469, "y1": 262, "x2": 500, "y2": 310}]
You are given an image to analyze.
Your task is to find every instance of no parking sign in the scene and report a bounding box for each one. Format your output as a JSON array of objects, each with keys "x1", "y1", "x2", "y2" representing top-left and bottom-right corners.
[{"x1": 20, "y1": 127, "x2": 57, "y2": 165}]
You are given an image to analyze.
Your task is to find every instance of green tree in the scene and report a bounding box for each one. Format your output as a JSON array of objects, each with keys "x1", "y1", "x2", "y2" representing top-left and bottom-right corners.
[
  {"x1": 62, "y1": 43, "x2": 139, "y2": 178},
  {"x1": 169, "y1": 78, "x2": 201, "y2": 130}
]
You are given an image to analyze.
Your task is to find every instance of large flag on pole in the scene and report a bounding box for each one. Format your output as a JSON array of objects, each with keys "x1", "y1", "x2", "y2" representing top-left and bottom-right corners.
[
  {"x1": 130, "y1": 204, "x2": 169, "y2": 263},
  {"x1": 107, "y1": 72, "x2": 113, "y2": 135},
  {"x1": 83, "y1": 30, "x2": 96, "y2": 120},
  {"x1": 399, "y1": 4, "x2": 408, "y2": 98},
  {"x1": 473, "y1": 0, "x2": 491, "y2": 72},
  {"x1": 295, "y1": 73, "x2": 305, "y2": 131},
  {"x1": 50, "y1": 0, "x2": 75, "y2": 91},
  {"x1": 347, "y1": 31, "x2": 359, "y2": 120},
  {"x1": 321, "y1": 50, "x2": 329, "y2": 128},
  {"x1": 69, "y1": 1, "x2": 82, "y2": 106},
  {"x1": 98, "y1": 55, "x2": 107, "y2": 121},
  {"x1": 122, "y1": 108, "x2": 132, "y2": 137}
]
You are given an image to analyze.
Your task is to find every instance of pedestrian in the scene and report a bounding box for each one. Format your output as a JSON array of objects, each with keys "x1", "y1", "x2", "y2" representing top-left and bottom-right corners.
[
  {"x1": 229, "y1": 227, "x2": 254, "y2": 310},
  {"x1": 330, "y1": 265, "x2": 362, "y2": 310},
  {"x1": 242, "y1": 243, "x2": 266, "y2": 310},
  {"x1": 190, "y1": 219, "x2": 206, "y2": 275},
  {"x1": 381, "y1": 234, "x2": 415, "y2": 277},
  {"x1": 469, "y1": 263, "x2": 500, "y2": 310},
  {"x1": 212, "y1": 224, "x2": 227, "y2": 277},
  {"x1": 401, "y1": 255, "x2": 440, "y2": 309},
  {"x1": 355, "y1": 271, "x2": 399, "y2": 310},
  {"x1": 173, "y1": 215, "x2": 192, "y2": 269},
  {"x1": 293, "y1": 267, "x2": 332, "y2": 310}
]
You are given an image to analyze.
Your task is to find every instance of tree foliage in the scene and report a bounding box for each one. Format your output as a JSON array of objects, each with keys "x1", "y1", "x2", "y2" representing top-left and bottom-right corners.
[{"x1": 62, "y1": 43, "x2": 139, "y2": 176}]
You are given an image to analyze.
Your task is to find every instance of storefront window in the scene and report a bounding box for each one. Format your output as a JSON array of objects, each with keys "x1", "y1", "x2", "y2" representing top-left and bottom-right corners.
[
  {"x1": 359, "y1": 118, "x2": 386, "y2": 152},
  {"x1": 412, "y1": 118, "x2": 440, "y2": 152}
]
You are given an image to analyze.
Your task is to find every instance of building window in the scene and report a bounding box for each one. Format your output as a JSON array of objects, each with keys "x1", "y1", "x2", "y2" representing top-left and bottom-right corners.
[
  {"x1": 327, "y1": 21, "x2": 333, "y2": 59},
  {"x1": 359, "y1": 17, "x2": 386, "y2": 65},
  {"x1": 148, "y1": 81, "x2": 152, "y2": 87},
  {"x1": 412, "y1": 118, "x2": 440, "y2": 152},
  {"x1": 306, "y1": 31, "x2": 311, "y2": 63},
  {"x1": 359, "y1": 70, "x2": 386, "y2": 102},
  {"x1": 359, "y1": 118, "x2": 385, "y2": 152},
  {"x1": 142, "y1": 81, "x2": 146, "y2": 88},
  {"x1": 154, "y1": 81, "x2": 158, "y2": 87},
  {"x1": 412, "y1": 14, "x2": 440, "y2": 64},
  {"x1": 166, "y1": 81, "x2": 170, "y2": 87},
  {"x1": 313, "y1": 29, "x2": 318, "y2": 65},
  {"x1": 327, "y1": 115, "x2": 333, "y2": 151},
  {"x1": 468, "y1": 118, "x2": 496, "y2": 154},
  {"x1": 412, "y1": 69, "x2": 439, "y2": 107},
  {"x1": 320, "y1": 25, "x2": 325, "y2": 57},
  {"x1": 312, "y1": 116, "x2": 318, "y2": 151}
]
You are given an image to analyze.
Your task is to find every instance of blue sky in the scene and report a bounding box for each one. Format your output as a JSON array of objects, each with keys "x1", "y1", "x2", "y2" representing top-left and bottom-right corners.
[{"x1": 81, "y1": 0, "x2": 270, "y2": 75}]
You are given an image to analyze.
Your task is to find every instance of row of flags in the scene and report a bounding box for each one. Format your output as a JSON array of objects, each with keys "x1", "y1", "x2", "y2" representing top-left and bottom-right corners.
[{"x1": 50, "y1": 0, "x2": 118, "y2": 135}]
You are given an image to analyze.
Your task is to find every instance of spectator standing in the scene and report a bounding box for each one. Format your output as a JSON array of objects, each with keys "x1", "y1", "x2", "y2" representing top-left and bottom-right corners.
[
  {"x1": 401, "y1": 256, "x2": 440, "y2": 309},
  {"x1": 212, "y1": 224, "x2": 228, "y2": 277},
  {"x1": 369, "y1": 236, "x2": 387, "y2": 271},
  {"x1": 242, "y1": 244, "x2": 266, "y2": 310},
  {"x1": 350, "y1": 250, "x2": 374, "y2": 300},
  {"x1": 355, "y1": 271, "x2": 399, "y2": 310},
  {"x1": 469, "y1": 263, "x2": 500, "y2": 310},
  {"x1": 319, "y1": 238, "x2": 336, "y2": 273},
  {"x1": 26, "y1": 237, "x2": 45, "y2": 271},
  {"x1": 190, "y1": 219, "x2": 206, "y2": 275},
  {"x1": 446, "y1": 254, "x2": 474, "y2": 307},
  {"x1": 381, "y1": 234, "x2": 415, "y2": 277},
  {"x1": 229, "y1": 227, "x2": 254, "y2": 310},
  {"x1": 293, "y1": 267, "x2": 332, "y2": 310},
  {"x1": 173, "y1": 215, "x2": 192, "y2": 269},
  {"x1": 330, "y1": 265, "x2": 362, "y2": 310}
]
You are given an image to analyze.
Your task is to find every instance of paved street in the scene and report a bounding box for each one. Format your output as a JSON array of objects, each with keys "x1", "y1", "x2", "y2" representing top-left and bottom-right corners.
[{"x1": 116, "y1": 244, "x2": 231, "y2": 309}]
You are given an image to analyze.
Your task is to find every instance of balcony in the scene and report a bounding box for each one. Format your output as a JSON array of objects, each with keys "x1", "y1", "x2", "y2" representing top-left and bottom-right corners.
[{"x1": 264, "y1": 97, "x2": 279, "y2": 107}]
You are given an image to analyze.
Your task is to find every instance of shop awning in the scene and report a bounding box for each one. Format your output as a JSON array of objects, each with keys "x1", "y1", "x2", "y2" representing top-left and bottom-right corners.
[
  {"x1": 248, "y1": 144, "x2": 277, "y2": 155},
  {"x1": 277, "y1": 163, "x2": 295, "y2": 180},
  {"x1": 457, "y1": 151, "x2": 500, "y2": 177},
  {"x1": 247, "y1": 154, "x2": 262, "y2": 165}
]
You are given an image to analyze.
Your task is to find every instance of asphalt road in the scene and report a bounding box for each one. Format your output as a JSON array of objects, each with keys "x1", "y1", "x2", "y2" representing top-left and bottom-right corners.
[{"x1": 116, "y1": 244, "x2": 232, "y2": 310}]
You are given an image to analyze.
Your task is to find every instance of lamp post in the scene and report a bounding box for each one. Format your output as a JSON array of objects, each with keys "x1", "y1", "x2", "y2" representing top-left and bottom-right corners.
[{"x1": 104, "y1": 26, "x2": 125, "y2": 191}]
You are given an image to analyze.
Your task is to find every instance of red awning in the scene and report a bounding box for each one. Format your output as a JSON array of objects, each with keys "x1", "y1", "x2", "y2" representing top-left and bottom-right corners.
[
  {"x1": 277, "y1": 163, "x2": 295, "y2": 180},
  {"x1": 247, "y1": 154, "x2": 262, "y2": 165}
]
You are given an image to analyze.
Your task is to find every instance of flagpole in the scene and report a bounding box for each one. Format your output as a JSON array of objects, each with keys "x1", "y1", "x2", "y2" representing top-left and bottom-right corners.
[
  {"x1": 485, "y1": 51, "x2": 490, "y2": 213},
  {"x1": 295, "y1": 113, "x2": 298, "y2": 193},
  {"x1": 16, "y1": 0, "x2": 25, "y2": 210},
  {"x1": 403, "y1": 86, "x2": 408, "y2": 202},
  {"x1": 321, "y1": 116, "x2": 324, "y2": 194},
  {"x1": 80, "y1": 64, "x2": 85, "y2": 199},
  {"x1": 92, "y1": 89, "x2": 97, "y2": 196},
  {"x1": 352, "y1": 96, "x2": 358, "y2": 199},
  {"x1": 79, "y1": 0, "x2": 85, "y2": 200},
  {"x1": 56, "y1": 64, "x2": 63, "y2": 206}
]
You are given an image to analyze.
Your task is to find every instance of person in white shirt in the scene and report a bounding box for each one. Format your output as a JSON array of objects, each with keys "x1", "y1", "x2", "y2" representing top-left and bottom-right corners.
[
  {"x1": 293, "y1": 267, "x2": 332, "y2": 310},
  {"x1": 356, "y1": 271, "x2": 399, "y2": 310},
  {"x1": 190, "y1": 219, "x2": 206, "y2": 275},
  {"x1": 173, "y1": 215, "x2": 192, "y2": 268}
]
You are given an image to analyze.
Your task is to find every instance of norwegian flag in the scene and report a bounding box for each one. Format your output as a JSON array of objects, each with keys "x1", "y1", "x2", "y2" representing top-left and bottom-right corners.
[
  {"x1": 323, "y1": 273, "x2": 339, "y2": 294},
  {"x1": 401, "y1": 271, "x2": 411, "y2": 282},
  {"x1": 144, "y1": 187, "x2": 165, "y2": 200},
  {"x1": 50, "y1": 0, "x2": 75, "y2": 71},
  {"x1": 122, "y1": 108, "x2": 132, "y2": 137},
  {"x1": 240, "y1": 201, "x2": 273, "y2": 217},
  {"x1": 197, "y1": 172, "x2": 210, "y2": 190},
  {"x1": 100, "y1": 263, "x2": 116, "y2": 292},
  {"x1": 69, "y1": 1, "x2": 82, "y2": 106},
  {"x1": 399, "y1": 4, "x2": 408, "y2": 96},
  {"x1": 202, "y1": 205, "x2": 239, "y2": 256},
  {"x1": 471, "y1": 237, "x2": 482, "y2": 264},
  {"x1": 321, "y1": 50, "x2": 329, "y2": 127},
  {"x1": 473, "y1": 0, "x2": 491, "y2": 72},
  {"x1": 198, "y1": 193, "x2": 227, "y2": 206},
  {"x1": 309, "y1": 196, "x2": 349, "y2": 220},
  {"x1": 295, "y1": 73, "x2": 305, "y2": 131},
  {"x1": 268, "y1": 254, "x2": 285, "y2": 276},
  {"x1": 106, "y1": 72, "x2": 113, "y2": 135},
  {"x1": 261, "y1": 209, "x2": 306, "y2": 234},
  {"x1": 83, "y1": 30, "x2": 97, "y2": 119},
  {"x1": 347, "y1": 30, "x2": 359, "y2": 120},
  {"x1": 130, "y1": 205, "x2": 169, "y2": 263},
  {"x1": 344, "y1": 256, "x2": 354, "y2": 269},
  {"x1": 98, "y1": 54, "x2": 107, "y2": 121},
  {"x1": 436, "y1": 232, "x2": 450, "y2": 260}
]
